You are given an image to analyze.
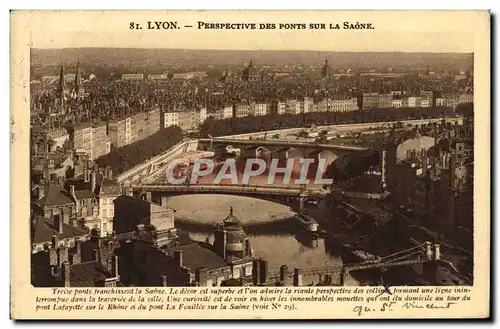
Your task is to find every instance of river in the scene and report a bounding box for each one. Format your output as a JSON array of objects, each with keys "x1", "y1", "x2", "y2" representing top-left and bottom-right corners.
[{"x1": 162, "y1": 194, "x2": 343, "y2": 284}]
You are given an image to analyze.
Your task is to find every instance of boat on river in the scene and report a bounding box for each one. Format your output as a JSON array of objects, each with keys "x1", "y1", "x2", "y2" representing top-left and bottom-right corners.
[{"x1": 295, "y1": 213, "x2": 319, "y2": 234}]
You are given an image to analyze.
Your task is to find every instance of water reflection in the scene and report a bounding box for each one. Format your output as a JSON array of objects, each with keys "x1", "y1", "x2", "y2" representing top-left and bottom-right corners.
[{"x1": 176, "y1": 218, "x2": 342, "y2": 273}]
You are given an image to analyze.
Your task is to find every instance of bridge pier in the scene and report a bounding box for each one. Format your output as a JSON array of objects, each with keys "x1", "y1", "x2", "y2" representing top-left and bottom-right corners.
[
  {"x1": 293, "y1": 268, "x2": 303, "y2": 286},
  {"x1": 252, "y1": 260, "x2": 261, "y2": 286},
  {"x1": 339, "y1": 268, "x2": 358, "y2": 286},
  {"x1": 413, "y1": 243, "x2": 441, "y2": 284},
  {"x1": 280, "y1": 265, "x2": 290, "y2": 286}
]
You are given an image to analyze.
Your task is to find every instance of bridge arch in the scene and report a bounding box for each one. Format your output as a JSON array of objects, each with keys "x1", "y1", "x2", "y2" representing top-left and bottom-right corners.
[
  {"x1": 144, "y1": 191, "x2": 301, "y2": 210},
  {"x1": 274, "y1": 147, "x2": 302, "y2": 160},
  {"x1": 308, "y1": 150, "x2": 338, "y2": 166},
  {"x1": 256, "y1": 146, "x2": 272, "y2": 159}
]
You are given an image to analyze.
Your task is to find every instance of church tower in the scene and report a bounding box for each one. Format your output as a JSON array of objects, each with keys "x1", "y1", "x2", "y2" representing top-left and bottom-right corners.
[
  {"x1": 213, "y1": 207, "x2": 252, "y2": 261},
  {"x1": 321, "y1": 60, "x2": 330, "y2": 78}
]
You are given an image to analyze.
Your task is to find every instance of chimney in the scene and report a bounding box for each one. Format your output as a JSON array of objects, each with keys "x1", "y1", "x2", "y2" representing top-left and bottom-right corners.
[
  {"x1": 173, "y1": 250, "x2": 183, "y2": 268},
  {"x1": 62, "y1": 262, "x2": 71, "y2": 287},
  {"x1": 252, "y1": 260, "x2": 261, "y2": 285},
  {"x1": 195, "y1": 267, "x2": 208, "y2": 286},
  {"x1": 51, "y1": 233, "x2": 59, "y2": 248},
  {"x1": 161, "y1": 274, "x2": 168, "y2": 287},
  {"x1": 90, "y1": 172, "x2": 96, "y2": 194},
  {"x1": 422, "y1": 157, "x2": 429, "y2": 177},
  {"x1": 93, "y1": 248, "x2": 99, "y2": 262},
  {"x1": 259, "y1": 259, "x2": 268, "y2": 284},
  {"x1": 49, "y1": 247, "x2": 58, "y2": 266},
  {"x1": 53, "y1": 214, "x2": 63, "y2": 234},
  {"x1": 90, "y1": 229, "x2": 102, "y2": 247},
  {"x1": 112, "y1": 255, "x2": 119, "y2": 277},
  {"x1": 72, "y1": 240, "x2": 82, "y2": 265},
  {"x1": 58, "y1": 246, "x2": 69, "y2": 266},
  {"x1": 69, "y1": 185, "x2": 76, "y2": 199}
]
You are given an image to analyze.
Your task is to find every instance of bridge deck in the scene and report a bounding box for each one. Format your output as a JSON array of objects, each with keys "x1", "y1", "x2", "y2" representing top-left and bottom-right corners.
[
  {"x1": 132, "y1": 183, "x2": 329, "y2": 197},
  {"x1": 199, "y1": 138, "x2": 368, "y2": 151}
]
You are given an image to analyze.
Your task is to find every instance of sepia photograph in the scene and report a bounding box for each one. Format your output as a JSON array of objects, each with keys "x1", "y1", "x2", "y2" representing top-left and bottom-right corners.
[{"x1": 11, "y1": 10, "x2": 490, "y2": 319}]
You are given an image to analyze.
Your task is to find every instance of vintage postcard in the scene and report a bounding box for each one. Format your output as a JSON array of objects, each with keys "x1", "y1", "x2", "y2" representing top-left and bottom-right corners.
[{"x1": 11, "y1": 10, "x2": 490, "y2": 319}]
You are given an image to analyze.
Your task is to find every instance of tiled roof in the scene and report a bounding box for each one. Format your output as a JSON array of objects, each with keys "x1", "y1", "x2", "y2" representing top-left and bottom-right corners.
[
  {"x1": 68, "y1": 174, "x2": 120, "y2": 197},
  {"x1": 32, "y1": 216, "x2": 88, "y2": 244},
  {"x1": 69, "y1": 262, "x2": 111, "y2": 286},
  {"x1": 167, "y1": 243, "x2": 228, "y2": 271},
  {"x1": 97, "y1": 177, "x2": 121, "y2": 197},
  {"x1": 36, "y1": 184, "x2": 75, "y2": 208},
  {"x1": 74, "y1": 189, "x2": 94, "y2": 200}
]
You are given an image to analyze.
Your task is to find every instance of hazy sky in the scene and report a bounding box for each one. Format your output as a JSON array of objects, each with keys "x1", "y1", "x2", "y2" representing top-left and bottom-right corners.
[{"x1": 15, "y1": 10, "x2": 488, "y2": 52}]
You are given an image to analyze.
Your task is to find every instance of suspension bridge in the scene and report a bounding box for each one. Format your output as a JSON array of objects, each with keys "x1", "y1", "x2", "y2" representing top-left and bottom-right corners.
[{"x1": 263, "y1": 242, "x2": 441, "y2": 286}]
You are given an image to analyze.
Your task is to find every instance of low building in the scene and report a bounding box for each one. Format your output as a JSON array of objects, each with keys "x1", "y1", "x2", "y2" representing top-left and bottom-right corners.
[
  {"x1": 407, "y1": 96, "x2": 422, "y2": 108},
  {"x1": 122, "y1": 74, "x2": 144, "y2": 81},
  {"x1": 392, "y1": 99, "x2": 403, "y2": 108},
  {"x1": 31, "y1": 214, "x2": 88, "y2": 253},
  {"x1": 117, "y1": 207, "x2": 253, "y2": 287},
  {"x1": 113, "y1": 195, "x2": 175, "y2": 236},
  {"x1": 31, "y1": 229, "x2": 121, "y2": 287}
]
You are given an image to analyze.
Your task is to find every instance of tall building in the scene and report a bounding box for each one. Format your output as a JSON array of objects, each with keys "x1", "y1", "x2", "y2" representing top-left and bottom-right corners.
[
  {"x1": 162, "y1": 111, "x2": 179, "y2": 128},
  {"x1": 146, "y1": 109, "x2": 161, "y2": 136},
  {"x1": 252, "y1": 103, "x2": 267, "y2": 116},
  {"x1": 321, "y1": 60, "x2": 331, "y2": 78},
  {"x1": 285, "y1": 100, "x2": 301, "y2": 115},
  {"x1": 241, "y1": 61, "x2": 260, "y2": 83},
  {"x1": 362, "y1": 93, "x2": 380, "y2": 110},
  {"x1": 329, "y1": 98, "x2": 359, "y2": 112},
  {"x1": 234, "y1": 103, "x2": 250, "y2": 118}
]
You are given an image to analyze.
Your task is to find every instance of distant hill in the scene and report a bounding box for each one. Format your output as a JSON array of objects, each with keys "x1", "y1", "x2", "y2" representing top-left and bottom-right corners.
[{"x1": 30, "y1": 48, "x2": 473, "y2": 75}]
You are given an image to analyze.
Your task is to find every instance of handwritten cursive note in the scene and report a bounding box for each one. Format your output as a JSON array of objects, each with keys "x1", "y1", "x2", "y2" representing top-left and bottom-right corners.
[{"x1": 353, "y1": 301, "x2": 456, "y2": 316}]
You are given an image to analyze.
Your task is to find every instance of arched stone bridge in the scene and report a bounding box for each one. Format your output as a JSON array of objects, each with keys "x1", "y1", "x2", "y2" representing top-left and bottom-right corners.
[
  {"x1": 198, "y1": 138, "x2": 369, "y2": 161},
  {"x1": 128, "y1": 183, "x2": 330, "y2": 211}
]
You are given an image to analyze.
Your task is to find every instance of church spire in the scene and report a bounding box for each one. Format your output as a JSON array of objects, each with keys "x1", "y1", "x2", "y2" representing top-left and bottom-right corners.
[
  {"x1": 74, "y1": 59, "x2": 80, "y2": 93},
  {"x1": 57, "y1": 65, "x2": 65, "y2": 108}
]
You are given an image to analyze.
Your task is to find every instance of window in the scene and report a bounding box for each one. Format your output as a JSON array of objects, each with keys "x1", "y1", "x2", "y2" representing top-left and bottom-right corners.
[{"x1": 103, "y1": 222, "x2": 108, "y2": 232}]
